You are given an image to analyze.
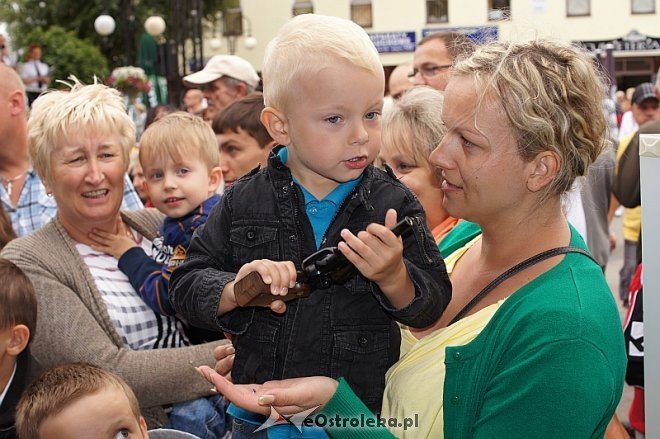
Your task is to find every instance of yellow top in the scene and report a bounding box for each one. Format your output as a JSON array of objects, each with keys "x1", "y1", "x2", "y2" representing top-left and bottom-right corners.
[
  {"x1": 616, "y1": 133, "x2": 642, "y2": 242},
  {"x1": 381, "y1": 235, "x2": 505, "y2": 438}
]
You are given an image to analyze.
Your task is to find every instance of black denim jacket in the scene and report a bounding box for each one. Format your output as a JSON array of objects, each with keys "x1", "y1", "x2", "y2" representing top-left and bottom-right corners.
[{"x1": 170, "y1": 153, "x2": 451, "y2": 411}]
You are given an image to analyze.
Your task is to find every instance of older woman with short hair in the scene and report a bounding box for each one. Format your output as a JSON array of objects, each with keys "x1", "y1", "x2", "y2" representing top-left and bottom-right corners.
[
  {"x1": 378, "y1": 86, "x2": 480, "y2": 253},
  {"x1": 1, "y1": 80, "x2": 224, "y2": 427},
  {"x1": 199, "y1": 39, "x2": 627, "y2": 438}
]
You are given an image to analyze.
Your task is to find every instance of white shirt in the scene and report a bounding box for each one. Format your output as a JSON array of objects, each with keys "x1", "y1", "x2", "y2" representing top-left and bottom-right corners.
[
  {"x1": 618, "y1": 111, "x2": 638, "y2": 141},
  {"x1": 564, "y1": 178, "x2": 587, "y2": 241},
  {"x1": 19, "y1": 59, "x2": 49, "y2": 93}
]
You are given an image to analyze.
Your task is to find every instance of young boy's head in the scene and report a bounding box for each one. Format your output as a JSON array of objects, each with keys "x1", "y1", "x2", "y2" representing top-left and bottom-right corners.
[
  {"x1": 139, "y1": 111, "x2": 222, "y2": 219},
  {"x1": 260, "y1": 14, "x2": 385, "y2": 197},
  {"x1": 0, "y1": 258, "x2": 36, "y2": 392},
  {"x1": 212, "y1": 92, "x2": 275, "y2": 187},
  {"x1": 16, "y1": 363, "x2": 148, "y2": 439}
]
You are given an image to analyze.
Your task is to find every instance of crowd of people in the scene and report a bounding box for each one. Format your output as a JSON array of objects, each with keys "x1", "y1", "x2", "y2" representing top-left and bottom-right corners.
[{"x1": 0, "y1": 11, "x2": 652, "y2": 439}]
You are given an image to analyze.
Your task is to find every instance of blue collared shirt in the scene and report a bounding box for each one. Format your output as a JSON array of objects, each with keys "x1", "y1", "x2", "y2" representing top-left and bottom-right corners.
[{"x1": 277, "y1": 147, "x2": 362, "y2": 249}]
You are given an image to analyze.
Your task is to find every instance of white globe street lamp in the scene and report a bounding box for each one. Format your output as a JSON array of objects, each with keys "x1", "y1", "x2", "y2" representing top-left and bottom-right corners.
[
  {"x1": 144, "y1": 16, "x2": 166, "y2": 36},
  {"x1": 209, "y1": 38, "x2": 222, "y2": 50},
  {"x1": 244, "y1": 36, "x2": 257, "y2": 50},
  {"x1": 94, "y1": 14, "x2": 116, "y2": 36}
]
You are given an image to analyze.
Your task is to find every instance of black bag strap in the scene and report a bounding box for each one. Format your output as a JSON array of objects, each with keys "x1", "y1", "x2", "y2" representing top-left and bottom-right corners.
[{"x1": 449, "y1": 246, "x2": 596, "y2": 326}]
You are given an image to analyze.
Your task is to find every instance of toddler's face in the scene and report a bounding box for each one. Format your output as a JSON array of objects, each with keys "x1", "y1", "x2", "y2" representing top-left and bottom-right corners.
[
  {"x1": 217, "y1": 127, "x2": 272, "y2": 188},
  {"x1": 38, "y1": 386, "x2": 148, "y2": 439},
  {"x1": 143, "y1": 154, "x2": 221, "y2": 219},
  {"x1": 283, "y1": 62, "x2": 384, "y2": 198}
]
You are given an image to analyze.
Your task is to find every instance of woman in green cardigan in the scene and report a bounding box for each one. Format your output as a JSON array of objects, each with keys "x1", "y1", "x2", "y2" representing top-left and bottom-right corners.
[{"x1": 199, "y1": 39, "x2": 627, "y2": 438}]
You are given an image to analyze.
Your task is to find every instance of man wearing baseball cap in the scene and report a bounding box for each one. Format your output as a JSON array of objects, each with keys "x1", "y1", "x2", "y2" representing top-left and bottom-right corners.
[
  {"x1": 630, "y1": 82, "x2": 659, "y2": 126},
  {"x1": 183, "y1": 54, "x2": 260, "y2": 115}
]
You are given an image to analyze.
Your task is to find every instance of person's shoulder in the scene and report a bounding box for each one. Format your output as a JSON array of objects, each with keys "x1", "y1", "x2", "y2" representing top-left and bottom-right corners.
[
  {"x1": 367, "y1": 165, "x2": 415, "y2": 198},
  {"x1": 639, "y1": 119, "x2": 660, "y2": 134},
  {"x1": 231, "y1": 165, "x2": 270, "y2": 191},
  {"x1": 0, "y1": 220, "x2": 60, "y2": 264},
  {"x1": 122, "y1": 208, "x2": 165, "y2": 240},
  {"x1": 439, "y1": 221, "x2": 482, "y2": 257},
  {"x1": 502, "y1": 253, "x2": 618, "y2": 342}
]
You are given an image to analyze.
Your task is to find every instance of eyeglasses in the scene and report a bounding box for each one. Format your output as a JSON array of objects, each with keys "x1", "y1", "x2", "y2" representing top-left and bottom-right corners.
[{"x1": 408, "y1": 64, "x2": 452, "y2": 80}]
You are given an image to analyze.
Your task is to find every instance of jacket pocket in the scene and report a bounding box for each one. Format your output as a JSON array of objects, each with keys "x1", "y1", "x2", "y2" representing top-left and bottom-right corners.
[
  {"x1": 230, "y1": 225, "x2": 279, "y2": 263},
  {"x1": 343, "y1": 274, "x2": 372, "y2": 295},
  {"x1": 330, "y1": 325, "x2": 390, "y2": 411},
  {"x1": 232, "y1": 316, "x2": 279, "y2": 384}
]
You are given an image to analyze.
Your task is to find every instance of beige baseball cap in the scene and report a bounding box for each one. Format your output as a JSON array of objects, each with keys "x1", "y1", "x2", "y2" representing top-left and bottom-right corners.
[{"x1": 183, "y1": 55, "x2": 259, "y2": 89}]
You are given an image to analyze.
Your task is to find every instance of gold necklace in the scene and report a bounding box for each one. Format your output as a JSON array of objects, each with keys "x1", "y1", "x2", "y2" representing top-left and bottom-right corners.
[{"x1": 0, "y1": 172, "x2": 26, "y2": 198}]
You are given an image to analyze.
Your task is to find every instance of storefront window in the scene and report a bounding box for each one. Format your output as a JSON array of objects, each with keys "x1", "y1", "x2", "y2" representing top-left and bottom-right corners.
[
  {"x1": 631, "y1": 0, "x2": 655, "y2": 14},
  {"x1": 427, "y1": 0, "x2": 448, "y2": 23},
  {"x1": 567, "y1": 0, "x2": 590, "y2": 16},
  {"x1": 488, "y1": 0, "x2": 510, "y2": 20},
  {"x1": 351, "y1": 0, "x2": 373, "y2": 28},
  {"x1": 292, "y1": 0, "x2": 314, "y2": 16}
]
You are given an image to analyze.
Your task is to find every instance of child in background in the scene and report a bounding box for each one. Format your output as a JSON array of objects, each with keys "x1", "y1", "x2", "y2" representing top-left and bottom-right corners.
[
  {"x1": 0, "y1": 258, "x2": 39, "y2": 439},
  {"x1": 212, "y1": 92, "x2": 275, "y2": 189},
  {"x1": 88, "y1": 112, "x2": 228, "y2": 437},
  {"x1": 170, "y1": 14, "x2": 451, "y2": 437},
  {"x1": 90, "y1": 111, "x2": 222, "y2": 318},
  {"x1": 15, "y1": 363, "x2": 149, "y2": 439},
  {"x1": 128, "y1": 148, "x2": 150, "y2": 206},
  {"x1": 378, "y1": 86, "x2": 458, "y2": 243}
]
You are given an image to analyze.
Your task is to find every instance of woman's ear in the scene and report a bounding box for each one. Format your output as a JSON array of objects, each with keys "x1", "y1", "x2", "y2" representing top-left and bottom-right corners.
[
  {"x1": 261, "y1": 107, "x2": 290, "y2": 146},
  {"x1": 527, "y1": 151, "x2": 560, "y2": 192}
]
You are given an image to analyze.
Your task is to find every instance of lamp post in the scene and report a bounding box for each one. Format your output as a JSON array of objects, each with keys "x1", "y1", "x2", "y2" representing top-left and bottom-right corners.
[
  {"x1": 208, "y1": 8, "x2": 257, "y2": 56},
  {"x1": 604, "y1": 43, "x2": 616, "y2": 91},
  {"x1": 94, "y1": 15, "x2": 116, "y2": 36}
]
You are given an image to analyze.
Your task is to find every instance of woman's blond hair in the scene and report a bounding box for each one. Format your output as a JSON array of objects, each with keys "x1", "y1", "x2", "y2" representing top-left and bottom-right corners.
[
  {"x1": 381, "y1": 86, "x2": 446, "y2": 173},
  {"x1": 28, "y1": 78, "x2": 135, "y2": 185},
  {"x1": 453, "y1": 39, "x2": 607, "y2": 198}
]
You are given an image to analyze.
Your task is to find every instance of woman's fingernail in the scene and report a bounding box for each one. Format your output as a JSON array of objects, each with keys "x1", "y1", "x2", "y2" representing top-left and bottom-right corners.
[
  {"x1": 227, "y1": 346, "x2": 235, "y2": 354},
  {"x1": 210, "y1": 387, "x2": 218, "y2": 393},
  {"x1": 258, "y1": 395, "x2": 275, "y2": 405}
]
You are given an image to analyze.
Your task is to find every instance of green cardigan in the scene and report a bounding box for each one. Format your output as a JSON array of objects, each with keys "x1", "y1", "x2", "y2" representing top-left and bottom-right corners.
[{"x1": 318, "y1": 226, "x2": 626, "y2": 438}]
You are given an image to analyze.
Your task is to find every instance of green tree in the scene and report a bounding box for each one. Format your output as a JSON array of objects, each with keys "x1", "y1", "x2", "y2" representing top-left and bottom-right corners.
[
  {"x1": 19, "y1": 26, "x2": 109, "y2": 86},
  {"x1": 1, "y1": 0, "x2": 226, "y2": 69}
]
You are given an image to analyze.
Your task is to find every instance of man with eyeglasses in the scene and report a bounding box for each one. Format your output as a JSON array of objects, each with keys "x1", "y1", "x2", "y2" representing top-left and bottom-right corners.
[{"x1": 410, "y1": 32, "x2": 475, "y2": 91}]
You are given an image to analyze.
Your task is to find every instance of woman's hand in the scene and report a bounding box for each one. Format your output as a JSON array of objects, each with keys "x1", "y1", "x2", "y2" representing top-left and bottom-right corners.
[
  {"x1": 213, "y1": 343, "x2": 235, "y2": 379},
  {"x1": 88, "y1": 217, "x2": 138, "y2": 259},
  {"x1": 196, "y1": 365, "x2": 338, "y2": 415}
]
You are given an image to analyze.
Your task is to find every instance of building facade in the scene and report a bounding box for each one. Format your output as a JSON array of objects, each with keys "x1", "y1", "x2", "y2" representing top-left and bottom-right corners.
[{"x1": 207, "y1": 0, "x2": 660, "y2": 90}]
